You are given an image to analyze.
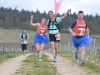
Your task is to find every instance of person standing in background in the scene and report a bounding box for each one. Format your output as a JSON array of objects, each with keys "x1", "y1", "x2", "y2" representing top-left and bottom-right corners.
[{"x1": 20, "y1": 29, "x2": 29, "y2": 56}]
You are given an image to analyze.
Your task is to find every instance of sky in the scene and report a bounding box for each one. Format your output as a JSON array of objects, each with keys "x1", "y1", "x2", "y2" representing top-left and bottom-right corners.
[{"x1": 0, "y1": 0, "x2": 100, "y2": 16}]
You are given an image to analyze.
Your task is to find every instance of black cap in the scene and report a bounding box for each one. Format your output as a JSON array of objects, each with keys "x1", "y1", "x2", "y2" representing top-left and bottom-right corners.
[{"x1": 23, "y1": 29, "x2": 26, "y2": 30}]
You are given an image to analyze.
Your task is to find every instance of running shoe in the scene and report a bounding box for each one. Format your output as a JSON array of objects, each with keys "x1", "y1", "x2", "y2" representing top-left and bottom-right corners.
[
  {"x1": 74, "y1": 56, "x2": 79, "y2": 63},
  {"x1": 53, "y1": 56, "x2": 57, "y2": 62},
  {"x1": 80, "y1": 60, "x2": 85, "y2": 66},
  {"x1": 38, "y1": 58, "x2": 42, "y2": 62}
]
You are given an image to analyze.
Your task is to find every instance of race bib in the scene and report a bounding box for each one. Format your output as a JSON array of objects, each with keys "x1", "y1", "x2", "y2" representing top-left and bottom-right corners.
[
  {"x1": 78, "y1": 28, "x2": 85, "y2": 36},
  {"x1": 55, "y1": 34, "x2": 61, "y2": 40},
  {"x1": 24, "y1": 41, "x2": 27, "y2": 44},
  {"x1": 40, "y1": 29, "x2": 45, "y2": 35}
]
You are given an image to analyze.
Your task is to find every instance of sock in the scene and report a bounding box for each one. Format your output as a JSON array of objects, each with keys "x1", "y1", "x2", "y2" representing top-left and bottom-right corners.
[
  {"x1": 81, "y1": 60, "x2": 84, "y2": 62},
  {"x1": 75, "y1": 55, "x2": 78, "y2": 59},
  {"x1": 54, "y1": 56, "x2": 56, "y2": 59}
]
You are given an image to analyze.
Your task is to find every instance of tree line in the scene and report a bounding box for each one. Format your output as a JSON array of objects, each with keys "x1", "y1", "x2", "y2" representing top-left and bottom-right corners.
[{"x1": 0, "y1": 6, "x2": 100, "y2": 34}]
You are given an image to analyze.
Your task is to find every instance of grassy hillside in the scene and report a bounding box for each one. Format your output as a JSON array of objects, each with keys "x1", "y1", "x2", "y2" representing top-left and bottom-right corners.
[
  {"x1": 0, "y1": 29, "x2": 35, "y2": 43},
  {"x1": 0, "y1": 29, "x2": 72, "y2": 44}
]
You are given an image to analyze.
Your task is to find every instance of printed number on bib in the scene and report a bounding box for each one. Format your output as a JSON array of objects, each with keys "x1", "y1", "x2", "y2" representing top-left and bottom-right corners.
[
  {"x1": 78, "y1": 28, "x2": 85, "y2": 36},
  {"x1": 55, "y1": 34, "x2": 61, "y2": 40},
  {"x1": 24, "y1": 41, "x2": 27, "y2": 44},
  {"x1": 40, "y1": 29, "x2": 45, "y2": 35}
]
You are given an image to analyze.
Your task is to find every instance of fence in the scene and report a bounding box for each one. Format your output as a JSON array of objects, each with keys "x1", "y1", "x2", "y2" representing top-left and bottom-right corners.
[
  {"x1": 47, "y1": 39, "x2": 100, "y2": 55},
  {"x1": 0, "y1": 39, "x2": 100, "y2": 55},
  {"x1": 0, "y1": 42, "x2": 35, "y2": 54}
]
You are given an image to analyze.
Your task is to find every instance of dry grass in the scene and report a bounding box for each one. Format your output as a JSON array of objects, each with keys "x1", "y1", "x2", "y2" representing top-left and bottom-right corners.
[
  {"x1": 0, "y1": 29, "x2": 35, "y2": 43},
  {"x1": 0, "y1": 29, "x2": 72, "y2": 44},
  {"x1": 60, "y1": 33, "x2": 72, "y2": 44}
]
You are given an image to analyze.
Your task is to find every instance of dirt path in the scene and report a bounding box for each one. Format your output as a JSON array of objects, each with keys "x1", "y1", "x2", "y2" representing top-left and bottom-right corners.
[
  {"x1": 0, "y1": 53, "x2": 32, "y2": 75},
  {"x1": 45, "y1": 53, "x2": 91, "y2": 75}
]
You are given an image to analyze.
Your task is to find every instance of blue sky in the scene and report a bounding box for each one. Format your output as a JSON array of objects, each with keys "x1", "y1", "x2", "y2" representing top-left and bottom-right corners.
[{"x1": 0, "y1": 0, "x2": 100, "y2": 15}]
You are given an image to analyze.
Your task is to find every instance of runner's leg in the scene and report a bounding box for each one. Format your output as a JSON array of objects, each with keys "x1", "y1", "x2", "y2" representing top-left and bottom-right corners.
[
  {"x1": 38, "y1": 44, "x2": 45, "y2": 62},
  {"x1": 39, "y1": 44, "x2": 45, "y2": 58},
  {"x1": 80, "y1": 46, "x2": 85, "y2": 60},
  {"x1": 21, "y1": 44, "x2": 24, "y2": 54},
  {"x1": 80, "y1": 46, "x2": 86, "y2": 65},
  {"x1": 35, "y1": 44, "x2": 40, "y2": 58},
  {"x1": 55, "y1": 42, "x2": 59, "y2": 57},
  {"x1": 24, "y1": 44, "x2": 27, "y2": 55},
  {"x1": 74, "y1": 47, "x2": 79, "y2": 62},
  {"x1": 51, "y1": 42, "x2": 56, "y2": 57}
]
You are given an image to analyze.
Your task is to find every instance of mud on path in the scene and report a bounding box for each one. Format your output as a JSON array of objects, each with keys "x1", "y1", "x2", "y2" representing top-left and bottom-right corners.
[
  {"x1": 0, "y1": 53, "x2": 32, "y2": 75},
  {"x1": 45, "y1": 53, "x2": 91, "y2": 75}
]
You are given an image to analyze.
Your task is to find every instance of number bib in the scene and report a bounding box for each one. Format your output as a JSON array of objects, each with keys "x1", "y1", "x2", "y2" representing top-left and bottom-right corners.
[
  {"x1": 78, "y1": 27, "x2": 85, "y2": 36},
  {"x1": 40, "y1": 29, "x2": 45, "y2": 35},
  {"x1": 24, "y1": 40, "x2": 27, "y2": 44},
  {"x1": 55, "y1": 34, "x2": 61, "y2": 41}
]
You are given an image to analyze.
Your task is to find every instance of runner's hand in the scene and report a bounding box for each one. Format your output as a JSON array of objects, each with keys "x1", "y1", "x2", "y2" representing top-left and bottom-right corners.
[
  {"x1": 72, "y1": 32, "x2": 76, "y2": 36},
  {"x1": 45, "y1": 33, "x2": 48, "y2": 36},
  {"x1": 67, "y1": 9, "x2": 71, "y2": 14},
  {"x1": 31, "y1": 14, "x2": 34, "y2": 19}
]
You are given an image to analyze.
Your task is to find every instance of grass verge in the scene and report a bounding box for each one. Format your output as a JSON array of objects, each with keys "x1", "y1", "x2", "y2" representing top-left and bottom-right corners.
[
  {"x1": 0, "y1": 53, "x2": 21, "y2": 64},
  {"x1": 14, "y1": 54, "x2": 60, "y2": 75},
  {"x1": 58, "y1": 51, "x2": 100, "y2": 75}
]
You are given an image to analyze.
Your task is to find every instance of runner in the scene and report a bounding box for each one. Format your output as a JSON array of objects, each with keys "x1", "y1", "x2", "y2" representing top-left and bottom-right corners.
[
  {"x1": 69, "y1": 11, "x2": 93, "y2": 66},
  {"x1": 19, "y1": 29, "x2": 29, "y2": 56},
  {"x1": 46, "y1": 9, "x2": 71, "y2": 62},
  {"x1": 30, "y1": 15, "x2": 49, "y2": 62}
]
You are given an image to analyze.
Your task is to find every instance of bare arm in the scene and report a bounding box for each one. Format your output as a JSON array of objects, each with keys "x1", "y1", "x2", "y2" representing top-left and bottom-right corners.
[
  {"x1": 30, "y1": 15, "x2": 39, "y2": 26},
  {"x1": 69, "y1": 28, "x2": 76, "y2": 36},
  {"x1": 45, "y1": 27, "x2": 48, "y2": 36},
  {"x1": 61, "y1": 9, "x2": 71, "y2": 20},
  {"x1": 86, "y1": 27, "x2": 89, "y2": 36}
]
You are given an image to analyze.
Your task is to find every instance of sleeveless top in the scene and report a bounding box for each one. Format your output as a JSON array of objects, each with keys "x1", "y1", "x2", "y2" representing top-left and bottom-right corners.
[
  {"x1": 36, "y1": 24, "x2": 47, "y2": 35},
  {"x1": 73, "y1": 20, "x2": 86, "y2": 36}
]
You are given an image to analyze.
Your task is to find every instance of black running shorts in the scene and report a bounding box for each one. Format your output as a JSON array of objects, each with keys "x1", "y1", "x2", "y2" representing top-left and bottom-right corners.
[
  {"x1": 49, "y1": 34, "x2": 60, "y2": 42},
  {"x1": 21, "y1": 44, "x2": 27, "y2": 50}
]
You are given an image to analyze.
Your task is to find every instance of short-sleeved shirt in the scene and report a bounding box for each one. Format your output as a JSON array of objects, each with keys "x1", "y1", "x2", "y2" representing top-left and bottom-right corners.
[
  {"x1": 46, "y1": 17, "x2": 62, "y2": 34},
  {"x1": 70, "y1": 20, "x2": 87, "y2": 28},
  {"x1": 19, "y1": 33, "x2": 29, "y2": 44}
]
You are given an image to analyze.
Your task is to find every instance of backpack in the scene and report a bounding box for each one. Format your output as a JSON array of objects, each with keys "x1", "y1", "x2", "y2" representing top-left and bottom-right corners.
[
  {"x1": 48, "y1": 18, "x2": 60, "y2": 32},
  {"x1": 21, "y1": 33, "x2": 27, "y2": 39}
]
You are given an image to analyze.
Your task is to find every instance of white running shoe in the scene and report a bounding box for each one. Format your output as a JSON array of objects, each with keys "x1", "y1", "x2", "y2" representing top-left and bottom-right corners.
[
  {"x1": 53, "y1": 56, "x2": 57, "y2": 62},
  {"x1": 38, "y1": 59, "x2": 42, "y2": 62}
]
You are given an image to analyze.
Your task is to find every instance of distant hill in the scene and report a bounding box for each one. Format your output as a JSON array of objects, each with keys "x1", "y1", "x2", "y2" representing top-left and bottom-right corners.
[{"x1": 0, "y1": 6, "x2": 100, "y2": 34}]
